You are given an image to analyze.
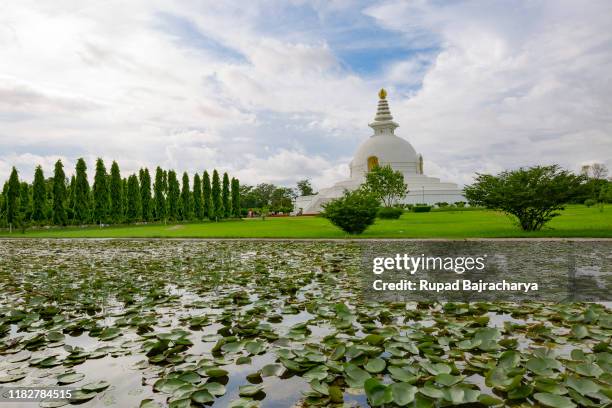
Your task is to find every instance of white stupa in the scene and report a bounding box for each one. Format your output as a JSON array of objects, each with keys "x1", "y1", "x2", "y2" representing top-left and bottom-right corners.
[{"x1": 295, "y1": 89, "x2": 464, "y2": 214}]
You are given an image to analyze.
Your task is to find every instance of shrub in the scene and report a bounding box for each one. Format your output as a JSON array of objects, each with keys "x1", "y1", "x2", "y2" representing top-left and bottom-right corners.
[
  {"x1": 454, "y1": 201, "x2": 466, "y2": 208},
  {"x1": 584, "y1": 198, "x2": 597, "y2": 207},
  {"x1": 322, "y1": 190, "x2": 379, "y2": 234},
  {"x1": 435, "y1": 202, "x2": 449, "y2": 208},
  {"x1": 377, "y1": 206, "x2": 403, "y2": 219},
  {"x1": 413, "y1": 205, "x2": 432, "y2": 213}
]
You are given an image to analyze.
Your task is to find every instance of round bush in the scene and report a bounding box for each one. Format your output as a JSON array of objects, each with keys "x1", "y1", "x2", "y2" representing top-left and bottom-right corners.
[
  {"x1": 412, "y1": 205, "x2": 432, "y2": 213},
  {"x1": 322, "y1": 190, "x2": 379, "y2": 234},
  {"x1": 377, "y1": 206, "x2": 403, "y2": 219},
  {"x1": 584, "y1": 198, "x2": 597, "y2": 207}
]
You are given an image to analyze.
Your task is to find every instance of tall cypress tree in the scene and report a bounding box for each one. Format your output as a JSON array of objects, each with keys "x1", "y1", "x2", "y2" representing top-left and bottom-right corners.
[
  {"x1": 211, "y1": 169, "x2": 223, "y2": 221},
  {"x1": 139, "y1": 168, "x2": 152, "y2": 221},
  {"x1": 73, "y1": 158, "x2": 90, "y2": 224},
  {"x1": 126, "y1": 174, "x2": 141, "y2": 222},
  {"x1": 67, "y1": 175, "x2": 76, "y2": 222},
  {"x1": 52, "y1": 160, "x2": 67, "y2": 226},
  {"x1": 193, "y1": 173, "x2": 203, "y2": 220},
  {"x1": 19, "y1": 182, "x2": 30, "y2": 224},
  {"x1": 180, "y1": 172, "x2": 191, "y2": 220},
  {"x1": 202, "y1": 171, "x2": 212, "y2": 219},
  {"x1": 109, "y1": 161, "x2": 123, "y2": 223},
  {"x1": 6, "y1": 167, "x2": 20, "y2": 230},
  {"x1": 222, "y1": 172, "x2": 230, "y2": 218},
  {"x1": 31, "y1": 165, "x2": 46, "y2": 223},
  {"x1": 153, "y1": 166, "x2": 166, "y2": 221},
  {"x1": 122, "y1": 178, "x2": 128, "y2": 218},
  {"x1": 92, "y1": 158, "x2": 109, "y2": 224},
  {"x1": 231, "y1": 177, "x2": 241, "y2": 218},
  {"x1": 167, "y1": 170, "x2": 180, "y2": 221}
]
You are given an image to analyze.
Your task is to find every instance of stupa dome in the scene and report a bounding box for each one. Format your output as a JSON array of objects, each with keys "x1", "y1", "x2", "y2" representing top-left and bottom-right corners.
[{"x1": 350, "y1": 89, "x2": 420, "y2": 177}]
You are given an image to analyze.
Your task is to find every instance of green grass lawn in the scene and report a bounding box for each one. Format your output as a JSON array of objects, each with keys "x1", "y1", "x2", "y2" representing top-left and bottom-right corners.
[{"x1": 2, "y1": 205, "x2": 610, "y2": 238}]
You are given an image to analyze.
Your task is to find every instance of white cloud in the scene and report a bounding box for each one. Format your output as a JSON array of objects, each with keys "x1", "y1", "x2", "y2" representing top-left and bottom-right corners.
[{"x1": 0, "y1": 0, "x2": 611, "y2": 189}]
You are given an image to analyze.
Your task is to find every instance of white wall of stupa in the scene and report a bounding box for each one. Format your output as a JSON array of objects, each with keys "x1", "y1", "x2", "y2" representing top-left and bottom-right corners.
[{"x1": 294, "y1": 89, "x2": 465, "y2": 214}]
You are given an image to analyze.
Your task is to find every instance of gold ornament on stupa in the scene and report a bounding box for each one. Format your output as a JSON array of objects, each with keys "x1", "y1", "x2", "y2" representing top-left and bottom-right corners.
[{"x1": 378, "y1": 88, "x2": 387, "y2": 99}]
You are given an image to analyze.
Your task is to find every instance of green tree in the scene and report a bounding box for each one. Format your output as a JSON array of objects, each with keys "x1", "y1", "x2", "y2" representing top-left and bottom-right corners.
[
  {"x1": 180, "y1": 171, "x2": 191, "y2": 220},
  {"x1": 222, "y1": 172, "x2": 230, "y2": 218},
  {"x1": 362, "y1": 165, "x2": 408, "y2": 207},
  {"x1": 270, "y1": 187, "x2": 295, "y2": 213},
  {"x1": 322, "y1": 189, "x2": 379, "y2": 234},
  {"x1": 297, "y1": 179, "x2": 315, "y2": 196},
  {"x1": 52, "y1": 161, "x2": 67, "y2": 225},
  {"x1": 231, "y1": 177, "x2": 240, "y2": 217},
  {"x1": 153, "y1": 166, "x2": 166, "y2": 221},
  {"x1": 31, "y1": 165, "x2": 47, "y2": 223},
  {"x1": 19, "y1": 182, "x2": 30, "y2": 229},
  {"x1": 139, "y1": 168, "x2": 152, "y2": 221},
  {"x1": 67, "y1": 175, "x2": 76, "y2": 222},
  {"x1": 126, "y1": 174, "x2": 141, "y2": 222},
  {"x1": 167, "y1": 170, "x2": 180, "y2": 220},
  {"x1": 109, "y1": 161, "x2": 123, "y2": 223},
  {"x1": 73, "y1": 158, "x2": 91, "y2": 224},
  {"x1": 122, "y1": 178, "x2": 128, "y2": 217},
  {"x1": 92, "y1": 158, "x2": 109, "y2": 224},
  {"x1": 6, "y1": 167, "x2": 20, "y2": 230},
  {"x1": 464, "y1": 165, "x2": 585, "y2": 231},
  {"x1": 193, "y1": 173, "x2": 203, "y2": 220},
  {"x1": 202, "y1": 171, "x2": 212, "y2": 219},
  {"x1": 211, "y1": 170, "x2": 223, "y2": 220}
]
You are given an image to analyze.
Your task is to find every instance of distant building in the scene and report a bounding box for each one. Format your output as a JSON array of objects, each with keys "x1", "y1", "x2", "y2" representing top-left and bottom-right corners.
[{"x1": 295, "y1": 89, "x2": 464, "y2": 214}]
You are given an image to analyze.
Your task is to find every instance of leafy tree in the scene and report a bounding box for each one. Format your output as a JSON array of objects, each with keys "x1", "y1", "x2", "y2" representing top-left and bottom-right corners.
[
  {"x1": 362, "y1": 165, "x2": 408, "y2": 207},
  {"x1": 297, "y1": 179, "x2": 315, "y2": 196},
  {"x1": 92, "y1": 158, "x2": 109, "y2": 224},
  {"x1": 31, "y1": 165, "x2": 47, "y2": 223},
  {"x1": 180, "y1": 171, "x2": 191, "y2": 220},
  {"x1": 67, "y1": 175, "x2": 76, "y2": 222},
  {"x1": 222, "y1": 172, "x2": 230, "y2": 218},
  {"x1": 19, "y1": 182, "x2": 30, "y2": 221},
  {"x1": 52, "y1": 161, "x2": 67, "y2": 225},
  {"x1": 167, "y1": 170, "x2": 180, "y2": 220},
  {"x1": 153, "y1": 166, "x2": 166, "y2": 221},
  {"x1": 73, "y1": 158, "x2": 91, "y2": 224},
  {"x1": 322, "y1": 189, "x2": 379, "y2": 234},
  {"x1": 581, "y1": 163, "x2": 608, "y2": 179},
  {"x1": 6, "y1": 167, "x2": 20, "y2": 230},
  {"x1": 109, "y1": 161, "x2": 123, "y2": 223},
  {"x1": 126, "y1": 174, "x2": 141, "y2": 222},
  {"x1": 203, "y1": 171, "x2": 212, "y2": 219},
  {"x1": 464, "y1": 165, "x2": 585, "y2": 231},
  {"x1": 231, "y1": 177, "x2": 240, "y2": 217},
  {"x1": 211, "y1": 170, "x2": 223, "y2": 220},
  {"x1": 270, "y1": 187, "x2": 295, "y2": 212},
  {"x1": 139, "y1": 168, "x2": 152, "y2": 221},
  {"x1": 193, "y1": 173, "x2": 203, "y2": 220}
]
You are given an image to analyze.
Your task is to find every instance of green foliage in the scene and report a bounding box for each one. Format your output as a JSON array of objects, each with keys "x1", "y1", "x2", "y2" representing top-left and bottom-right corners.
[
  {"x1": 222, "y1": 172, "x2": 230, "y2": 218},
  {"x1": 211, "y1": 170, "x2": 223, "y2": 220},
  {"x1": 240, "y1": 183, "x2": 294, "y2": 213},
  {"x1": 6, "y1": 167, "x2": 20, "y2": 228},
  {"x1": 464, "y1": 165, "x2": 585, "y2": 231},
  {"x1": 413, "y1": 205, "x2": 432, "y2": 213},
  {"x1": 92, "y1": 158, "x2": 109, "y2": 224},
  {"x1": 126, "y1": 174, "x2": 141, "y2": 222},
  {"x1": 377, "y1": 206, "x2": 403, "y2": 219},
  {"x1": 231, "y1": 178, "x2": 240, "y2": 218},
  {"x1": 192, "y1": 173, "x2": 203, "y2": 220},
  {"x1": 72, "y1": 158, "x2": 91, "y2": 224},
  {"x1": 362, "y1": 164, "x2": 408, "y2": 207},
  {"x1": 322, "y1": 189, "x2": 379, "y2": 234},
  {"x1": 139, "y1": 168, "x2": 152, "y2": 221},
  {"x1": 153, "y1": 167, "x2": 166, "y2": 221},
  {"x1": 180, "y1": 172, "x2": 191, "y2": 220},
  {"x1": 167, "y1": 171, "x2": 180, "y2": 221},
  {"x1": 584, "y1": 198, "x2": 596, "y2": 207},
  {"x1": 109, "y1": 161, "x2": 123, "y2": 223},
  {"x1": 297, "y1": 179, "x2": 315, "y2": 196},
  {"x1": 435, "y1": 202, "x2": 449, "y2": 208},
  {"x1": 202, "y1": 171, "x2": 212, "y2": 219},
  {"x1": 52, "y1": 160, "x2": 67, "y2": 226},
  {"x1": 31, "y1": 166, "x2": 46, "y2": 223}
]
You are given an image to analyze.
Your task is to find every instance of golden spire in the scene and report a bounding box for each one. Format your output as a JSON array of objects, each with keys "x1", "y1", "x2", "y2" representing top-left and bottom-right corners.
[{"x1": 378, "y1": 88, "x2": 387, "y2": 100}]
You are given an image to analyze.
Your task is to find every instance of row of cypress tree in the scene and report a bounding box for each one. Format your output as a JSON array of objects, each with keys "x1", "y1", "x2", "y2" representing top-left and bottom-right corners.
[{"x1": 0, "y1": 158, "x2": 240, "y2": 229}]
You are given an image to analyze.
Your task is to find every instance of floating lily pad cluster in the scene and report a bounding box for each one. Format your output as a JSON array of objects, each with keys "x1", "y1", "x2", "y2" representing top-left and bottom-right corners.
[{"x1": 0, "y1": 239, "x2": 610, "y2": 407}]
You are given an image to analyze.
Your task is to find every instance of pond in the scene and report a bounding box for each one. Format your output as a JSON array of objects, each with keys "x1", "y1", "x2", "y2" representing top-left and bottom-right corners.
[{"x1": 0, "y1": 239, "x2": 610, "y2": 407}]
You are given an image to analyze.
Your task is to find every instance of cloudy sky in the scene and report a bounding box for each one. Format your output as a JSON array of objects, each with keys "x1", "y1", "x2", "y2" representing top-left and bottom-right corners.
[{"x1": 1, "y1": 0, "x2": 611, "y2": 188}]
